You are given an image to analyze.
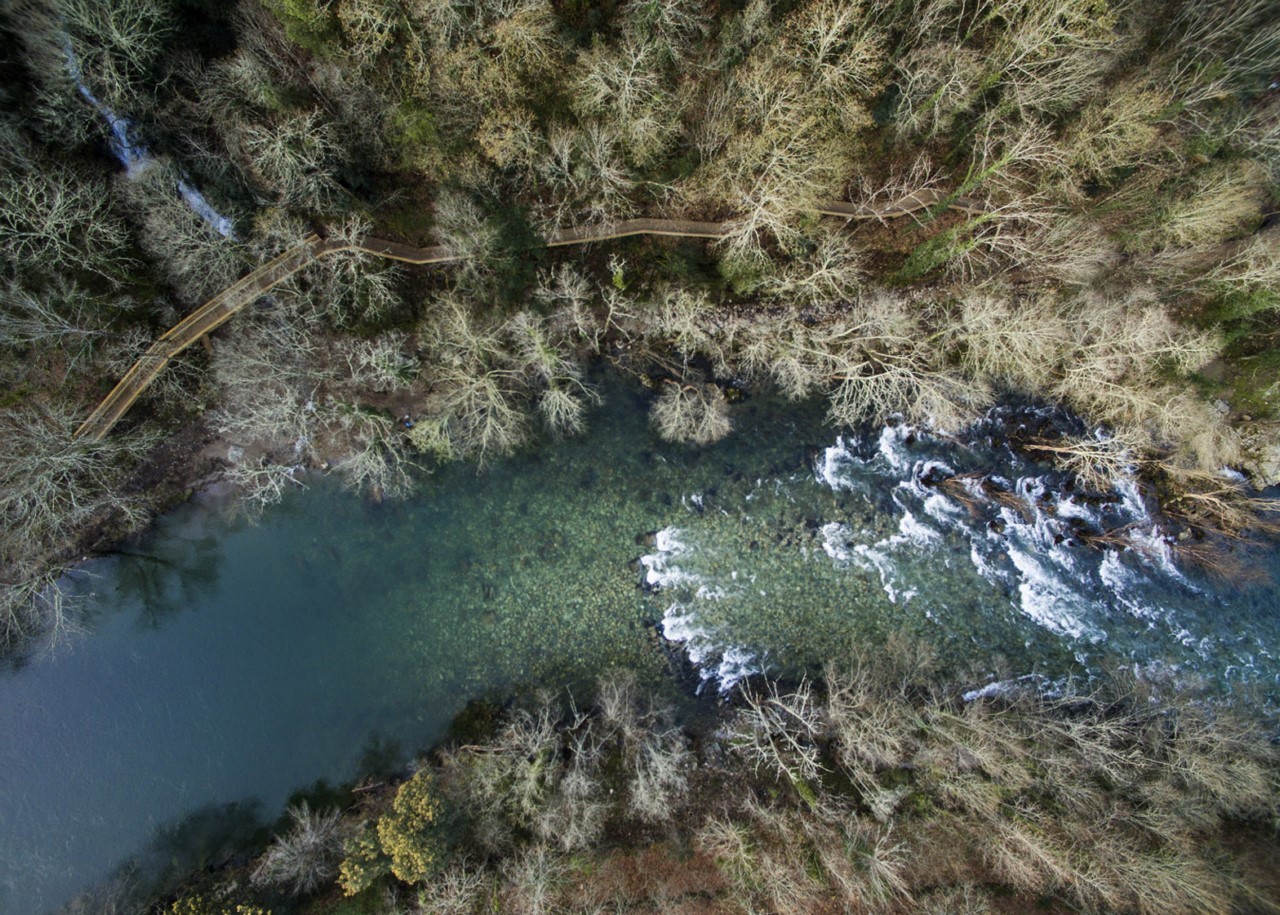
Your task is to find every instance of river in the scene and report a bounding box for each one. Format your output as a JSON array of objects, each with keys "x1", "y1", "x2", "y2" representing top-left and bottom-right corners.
[{"x1": 2, "y1": 377, "x2": 1278, "y2": 912}]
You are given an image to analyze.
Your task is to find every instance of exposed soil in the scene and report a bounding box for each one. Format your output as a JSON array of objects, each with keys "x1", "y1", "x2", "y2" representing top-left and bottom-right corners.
[{"x1": 72, "y1": 417, "x2": 228, "y2": 560}]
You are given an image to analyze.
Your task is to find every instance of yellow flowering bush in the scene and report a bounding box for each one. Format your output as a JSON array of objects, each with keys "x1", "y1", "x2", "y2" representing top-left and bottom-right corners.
[
  {"x1": 378, "y1": 770, "x2": 441, "y2": 883},
  {"x1": 339, "y1": 770, "x2": 442, "y2": 895}
]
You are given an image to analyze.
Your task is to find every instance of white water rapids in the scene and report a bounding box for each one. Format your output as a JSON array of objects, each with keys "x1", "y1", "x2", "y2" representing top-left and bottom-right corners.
[{"x1": 642, "y1": 412, "x2": 1278, "y2": 698}]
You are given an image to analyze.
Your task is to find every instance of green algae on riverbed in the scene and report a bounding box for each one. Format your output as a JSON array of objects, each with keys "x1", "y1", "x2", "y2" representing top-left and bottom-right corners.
[{"x1": 337, "y1": 382, "x2": 1078, "y2": 700}]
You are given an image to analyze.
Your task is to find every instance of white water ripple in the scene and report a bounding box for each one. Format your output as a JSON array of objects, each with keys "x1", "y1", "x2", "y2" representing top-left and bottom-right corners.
[{"x1": 643, "y1": 526, "x2": 759, "y2": 692}]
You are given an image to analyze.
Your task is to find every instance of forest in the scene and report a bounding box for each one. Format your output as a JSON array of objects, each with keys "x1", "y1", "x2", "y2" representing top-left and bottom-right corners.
[
  {"x1": 2, "y1": 0, "x2": 1280, "y2": 912},
  {"x1": 1, "y1": 0, "x2": 1278, "y2": 644}
]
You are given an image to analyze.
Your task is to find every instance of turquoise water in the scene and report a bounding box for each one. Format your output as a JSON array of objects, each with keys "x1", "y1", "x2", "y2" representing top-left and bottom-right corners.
[{"x1": 2, "y1": 379, "x2": 1278, "y2": 912}]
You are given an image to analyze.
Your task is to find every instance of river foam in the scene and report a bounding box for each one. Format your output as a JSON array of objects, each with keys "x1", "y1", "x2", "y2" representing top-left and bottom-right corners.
[
  {"x1": 640, "y1": 408, "x2": 1264, "y2": 693},
  {"x1": 642, "y1": 526, "x2": 760, "y2": 692}
]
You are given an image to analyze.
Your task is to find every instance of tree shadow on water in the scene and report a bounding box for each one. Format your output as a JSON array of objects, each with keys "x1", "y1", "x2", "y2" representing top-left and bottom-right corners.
[
  {"x1": 146, "y1": 798, "x2": 266, "y2": 879},
  {"x1": 55, "y1": 799, "x2": 267, "y2": 915},
  {"x1": 54, "y1": 862, "x2": 144, "y2": 915},
  {"x1": 104, "y1": 533, "x2": 224, "y2": 632},
  {"x1": 357, "y1": 731, "x2": 404, "y2": 781}
]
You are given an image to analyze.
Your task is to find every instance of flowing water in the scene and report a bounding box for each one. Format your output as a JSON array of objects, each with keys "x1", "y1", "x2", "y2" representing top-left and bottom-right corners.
[
  {"x1": 61, "y1": 36, "x2": 236, "y2": 237},
  {"x1": 2, "y1": 379, "x2": 1278, "y2": 912}
]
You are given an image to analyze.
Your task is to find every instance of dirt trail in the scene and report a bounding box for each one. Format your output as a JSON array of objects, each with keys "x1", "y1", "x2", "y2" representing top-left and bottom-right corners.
[{"x1": 75, "y1": 190, "x2": 979, "y2": 440}]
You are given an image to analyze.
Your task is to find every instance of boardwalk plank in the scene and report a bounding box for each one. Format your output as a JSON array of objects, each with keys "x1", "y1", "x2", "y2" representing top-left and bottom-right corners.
[{"x1": 74, "y1": 197, "x2": 981, "y2": 440}]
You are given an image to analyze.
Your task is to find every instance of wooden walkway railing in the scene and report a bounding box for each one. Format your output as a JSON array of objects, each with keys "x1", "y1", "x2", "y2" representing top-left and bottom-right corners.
[{"x1": 75, "y1": 189, "x2": 977, "y2": 440}]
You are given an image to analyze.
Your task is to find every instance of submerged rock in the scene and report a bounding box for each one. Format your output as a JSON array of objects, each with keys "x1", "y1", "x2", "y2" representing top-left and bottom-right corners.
[{"x1": 919, "y1": 463, "x2": 952, "y2": 487}]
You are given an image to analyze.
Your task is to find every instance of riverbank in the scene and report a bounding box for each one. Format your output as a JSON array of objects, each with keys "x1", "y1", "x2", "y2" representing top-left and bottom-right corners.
[{"x1": 152, "y1": 661, "x2": 1280, "y2": 915}]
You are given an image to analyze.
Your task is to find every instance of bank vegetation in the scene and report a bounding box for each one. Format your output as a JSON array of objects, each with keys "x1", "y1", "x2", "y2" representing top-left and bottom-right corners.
[{"x1": 156, "y1": 651, "x2": 1280, "y2": 914}]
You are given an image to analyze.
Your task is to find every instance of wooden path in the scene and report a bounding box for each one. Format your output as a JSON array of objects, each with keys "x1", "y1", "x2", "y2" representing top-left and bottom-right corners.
[{"x1": 75, "y1": 189, "x2": 978, "y2": 440}]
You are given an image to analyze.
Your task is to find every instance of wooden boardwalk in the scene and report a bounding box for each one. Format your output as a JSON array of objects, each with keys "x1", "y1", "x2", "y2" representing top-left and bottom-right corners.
[{"x1": 75, "y1": 190, "x2": 976, "y2": 440}]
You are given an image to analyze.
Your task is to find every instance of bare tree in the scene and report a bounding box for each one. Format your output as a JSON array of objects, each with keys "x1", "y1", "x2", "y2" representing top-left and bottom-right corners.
[
  {"x1": 252, "y1": 801, "x2": 346, "y2": 896},
  {"x1": 531, "y1": 122, "x2": 637, "y2": 230},
  {"x1": 729, "y1": 677, "x2": 829, "y2": 785},
  {"x1": 1068, "y1": 81, "x2": 1172, "y2": 182},
  {"x1": 406, "y1": 0, "x2": 471, "y2": 47},
  {"x1": 0, "y1": 568, "x2": 80, "y2": 652},
  {"x1": 116, "y1": 161, "x2": 245, "y2": 304},
  {"x1": 572, "y1": 37, "x2": 679, "y2": 166},
  {"x1": 534, "y1": 726, "x2": 608, "y2": 850},
  {"x1": 893, "y1": 43, "x2": 987, "y2": 138},
  {"x1": 0, "y1": 162, "x2": 128, "y2": 276},
  {"x1": 488, "y1": 0, "x2": 563, "y2": 79},
  {"x1": 1026, "y1": 429, "x2": 1147, "y2": 492},
  {"x1": 316, "y1": 405, "x2": 417, "y2": 501},
  {"x1": 992, "y1": 0, "x2": 1125, "y2": 118},
  {"x1": 303, "y1": 216, "x2": 401, "y2": 328},
  {"x1": 1025, "y1": 216, "x2": 1122, "y2": 286},
  {"x1": 424, "y1": 294, "x2": 529, "y2": 462},
  {"x1": 0, "y1": 276, "x2": 114, "y2": 371},
  {"x1": 339, "y1": 332, "x2": 417, "y2": 393},
  {"x1": 824, "y1": 663, "x2": 918, "y2": 789},
  {"x1": 1200, "y1": 229, "x2": 1280, "y2": 300},
  {"x1": 413, "y1": 861, "x2": 488, "y2": 914},
  {"x1": 1163, "y1": 0, "x2": 1280, "y2": 103},
  {"x1": 758, "y1": 230, "x2": 865, "y2": 306},
  {"x1": 212, "y1": 318, "x2": 322, "y2": 457},
  {"x1": 623, "y1": 0, "x2": 709, "y2": 50},
  {"x1": 955, "y1": 289, "x2": 1071, "y2": 391},
  {"x1": 779, "y1": 0, "x2": 886, "y2": 123},
  {"x1": 1160, "y1": 161, "x2": 1268, "y2": 248},
  {"x1": 1054, "y1": 291, "x2": 1223, "y2": 455},
  {"x1": 628, "y1": 727, "x2": 692, "y2": 823},
  {"x1": 650, "y1": 380, "x2": 732, "y2": 446},
  {"x1": 0, "y1": 402, "x2": 153, "y2": 634},
  {"x1": 433, "y1": 189, "x2": 499, "y2": 281},
  {"x1": 532, "y1": 264, "x2": 604, "y2": 349},
  {"x1": 500, "y1": 844, "x2": 564, "y2": 915},
  {"x1": 335, "y1": 0, "x2": 400, "y2": 67},
  {"x1": 243, "y1": 110, "x2": 343, "y2": 212},
  {"x1": 58, "y1": 0, "x2": 174, "y2": 112},
  {"x1": 477, "y1": 105, "x2": 540, "y2": 170},
  {"x1": 223, "y1": 459, "x2": 309, "y2": 515}
]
